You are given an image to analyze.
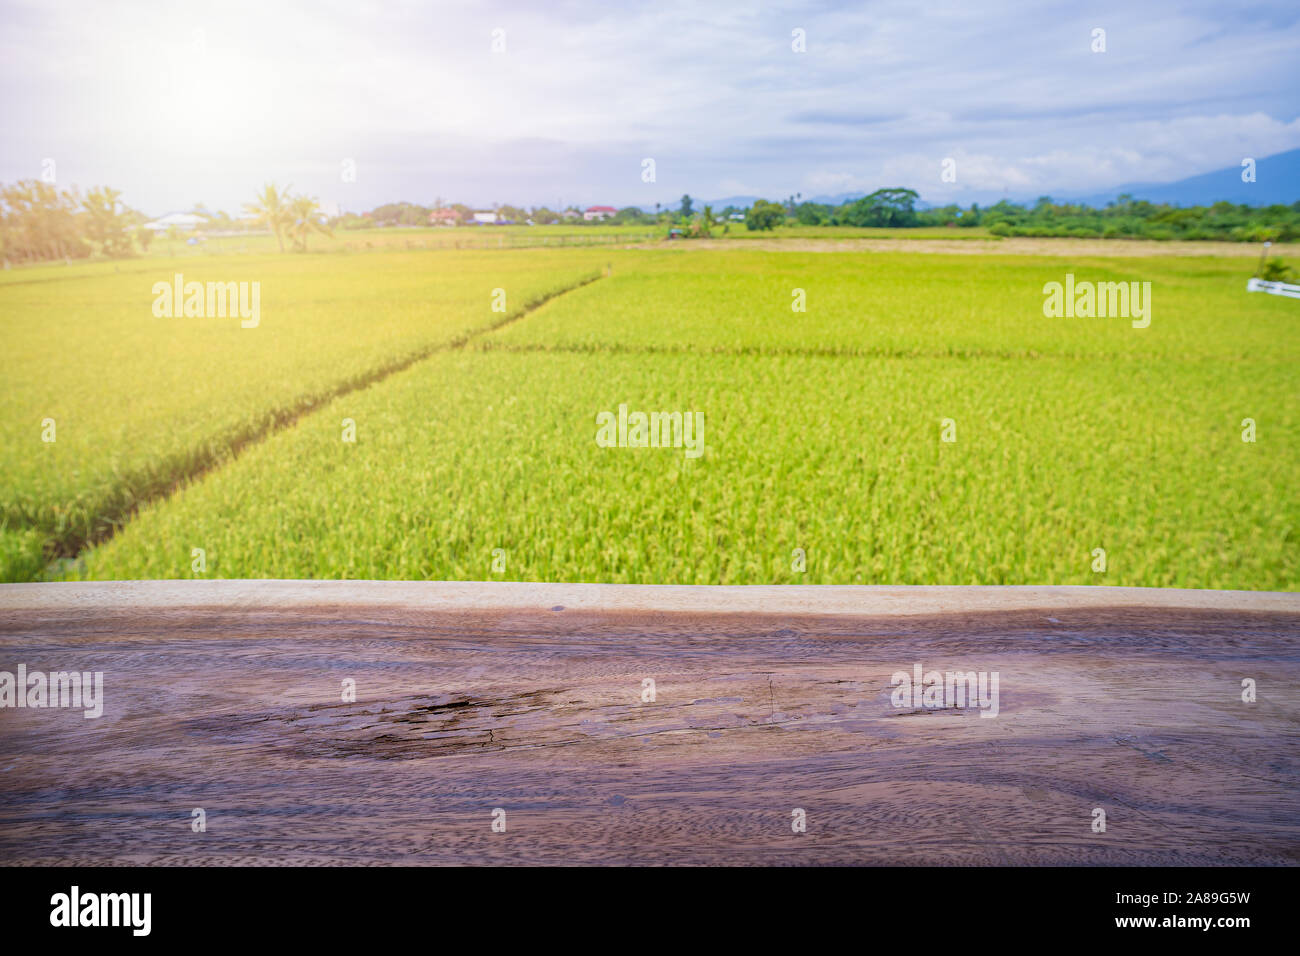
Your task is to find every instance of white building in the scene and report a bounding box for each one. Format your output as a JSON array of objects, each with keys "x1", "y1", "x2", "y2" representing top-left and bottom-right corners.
[
  {"x1": 143, "y1": 212, "x2": 206, "y2": 232},
  {"x1": 472, "y1": 211, "x2": 498, "y2": 225}
]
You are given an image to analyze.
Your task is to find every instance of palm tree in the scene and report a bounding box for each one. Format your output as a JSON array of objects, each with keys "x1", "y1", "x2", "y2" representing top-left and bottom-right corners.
[
  {"x1": 243, "y1": 183, "x2": 292, "y2": 252},
  {"x1": 81, "y1": 186, "x2": 135, "y2": 258},
  {"x1": 286, "y1": 196, "x2": 333, "y2": 252}
]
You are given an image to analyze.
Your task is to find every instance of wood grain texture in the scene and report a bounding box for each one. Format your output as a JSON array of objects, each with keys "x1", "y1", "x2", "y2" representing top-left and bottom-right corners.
[{"x1": 1, "y1": 583, "x2": 1297, "y2": 866}]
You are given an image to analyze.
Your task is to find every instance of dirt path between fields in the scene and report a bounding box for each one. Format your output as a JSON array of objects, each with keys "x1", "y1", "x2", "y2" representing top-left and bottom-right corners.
[
  {"x1": 39, "y1": 270, "x2": 607, "y2": 569},
  {"x1": 635, "y1": 237, "x2": 1285, "y2": 257},
  {"x1": 2, "y1": 582, "x2": 1296, "y2": 866}
]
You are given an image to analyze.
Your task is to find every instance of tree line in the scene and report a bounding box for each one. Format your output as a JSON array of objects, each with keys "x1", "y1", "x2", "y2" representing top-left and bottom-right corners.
[
  {"x1": 734, "y1": 188, "x2": 1300, "y2": 241},
  {"x1": 6, "y1": 178, "x2": 1297, "y2": 265},
  {"x1": 0, "y1": 181, "x2": 147, "y2": 264},
  {"x1": 0, "y1": 181, "x2": 333, "y2": 264}
]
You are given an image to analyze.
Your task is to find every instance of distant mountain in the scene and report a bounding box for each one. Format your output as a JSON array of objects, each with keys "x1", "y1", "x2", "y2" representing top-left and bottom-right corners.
[
  {"x1": 692, "y1": 195, "x2": 759, "y2": 210},
  {"x1": 635, "y1": 192, "x2": 866, "y2": 214},
  {"x1": 638, "y1": 148, "x2": 1299, "y2": 214},
  {"x1": 641, "y1": 191, "x2": 877, "y2": 212},
  {"x1": 1060, "y1": 148, "x2": 1300, "y2": 209}
]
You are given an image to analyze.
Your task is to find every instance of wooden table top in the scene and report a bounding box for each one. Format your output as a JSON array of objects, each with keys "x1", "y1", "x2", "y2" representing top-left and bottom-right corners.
[{"x1": 2, "y1": 582, "x2": 1297, "y2": 865}]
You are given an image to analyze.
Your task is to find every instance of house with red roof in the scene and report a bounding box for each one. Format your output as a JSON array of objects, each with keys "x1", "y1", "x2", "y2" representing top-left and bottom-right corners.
[{"x1": 583, "y1": 205, "x2": 617, "y2": 222}]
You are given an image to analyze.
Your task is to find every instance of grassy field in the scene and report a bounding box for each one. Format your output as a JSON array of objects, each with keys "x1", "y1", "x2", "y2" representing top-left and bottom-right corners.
[
  {"x1": 5, "y1": 241, "x2": 1288, "y2": 589},
  {"x1": 484, "y1": 250, "x2": 1293, "y2": 360},
  {"x1": 0, "y1": 223, "x2": 994, "y2": 266},
  {"x1": 0, "y1": 249, "x2": 607, "y2": 579},
  {"x1": 110, "y1": 223, "x2": 659, "y2": 259},
  {"x1": 64, "y1": 347, "x2": 1295, "y2": 586},
  {"x1": 2, "y1": 239, "x2": 1294, "y2": 586},
  {"x1": 718, "y1": 224, "x2": 997, "y2": 240},
  {"x1": 142, "y1": 223, "x2": 998, "y2": 256}
]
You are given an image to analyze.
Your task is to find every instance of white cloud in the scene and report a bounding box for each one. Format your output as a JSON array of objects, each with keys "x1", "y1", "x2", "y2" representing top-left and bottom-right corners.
[{"x1": 0, "y1": 0, "x2": 1296, "y2": 211}]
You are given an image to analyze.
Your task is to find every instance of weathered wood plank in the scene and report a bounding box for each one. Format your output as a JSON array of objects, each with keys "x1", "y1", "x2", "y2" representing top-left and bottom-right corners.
[{"x1": 1, "y1": 583, "x2": 1297, "y2": 865}]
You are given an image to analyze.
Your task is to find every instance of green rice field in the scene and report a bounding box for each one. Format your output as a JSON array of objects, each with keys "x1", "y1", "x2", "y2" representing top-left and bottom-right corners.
[{"x1": 2, "y1": 242, "x2": 1295, "y2": 587}]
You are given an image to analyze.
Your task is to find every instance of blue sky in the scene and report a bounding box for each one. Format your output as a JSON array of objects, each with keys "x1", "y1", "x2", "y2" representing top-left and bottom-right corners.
[{"x1": 1, "y1": 0, "x2": 1297, "y2": 214}]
